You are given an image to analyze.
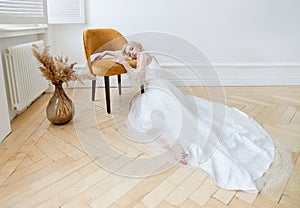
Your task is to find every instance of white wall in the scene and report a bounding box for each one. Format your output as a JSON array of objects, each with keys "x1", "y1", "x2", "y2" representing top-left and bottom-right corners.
[
  {"x1": 0, "y1": 53, "x2": 11, "y2": 142},
  {"x1": 49, "y1": 0, "x2": 300, "y2": 86}
]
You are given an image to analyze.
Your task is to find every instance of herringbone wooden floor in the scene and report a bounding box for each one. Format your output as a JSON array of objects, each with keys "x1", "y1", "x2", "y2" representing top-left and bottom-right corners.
[{"x1": 0, "y1": 86, "x2": 299, "y2": 208}]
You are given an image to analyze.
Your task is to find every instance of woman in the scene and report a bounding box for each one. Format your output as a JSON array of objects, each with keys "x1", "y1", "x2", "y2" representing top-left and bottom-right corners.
[{"x1": 94, "y1": 42, "x2": 287, "y2": 193}]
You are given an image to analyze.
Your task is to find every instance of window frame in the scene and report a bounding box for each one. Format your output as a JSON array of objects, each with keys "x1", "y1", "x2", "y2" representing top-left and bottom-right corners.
[
  {"x1": 47, "y1": 0, "x2": 85, "y2": 24},
  {"x1": 0, "y1": 0, "x2": 48, "y2": 24}
]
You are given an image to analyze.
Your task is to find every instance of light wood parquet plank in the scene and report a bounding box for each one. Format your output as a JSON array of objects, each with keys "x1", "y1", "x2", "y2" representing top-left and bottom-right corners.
[
  {"x1": 264, "y1": 105, "x2": 288, "y2": 126},
  {"x1": 213, "y1": 189, "x2": 236, "y2": 205},
  {"x1": 27, "y1": 145, "x2": 48, "y2": 162},
  {"x1": 108, "y1": 204, "x2": 120, "y2": 208},
  {"x1": 75, "y1": 128, "x2": 122, "y2": 160},
  {"x1": 277, "y1": 106, "x2": 298, "y2": 125},
  {"x1": 263, "y1": 125, "x2": 300, "y2": 151},
  {"x1": 0, "y1": 156, "x2": 90, "y2": 207},
  {"x1": 61, "y1": 182, "x2": 106, "y2": 208},
  {"x1": 59, "y1": 142, "x2": 87, "y2": 160},
  {"x1": 291, "y1": 108, "x2": 300, "y2": 124},
  {"x1": 272, "y1": 95, "x2": 300, "y2": 107},
  {"x1": 75, "y1": 115, "x2": 98, "y2": 131},
  {"x1": 225, "y1": 96, "x2": 247, "y2": 109},
  {"x1": 9, "y1": 93, "x2": 50, "y2": 131},
  {"x1": 140, "y1": 166, "x2": 194, "y2": 208},
  {"x1": 84, "y1": 143, "x2": 111, "y2": 161},
  {"x1": 235, "y1": 191, "x2": 258, "y2": 204},
  {"x1": 165, "y1": 166, "x2": 195, "y2": 186},
  {"x1": 36, "y1": 136, "x2": 67, "y2": 161},
  {"x1": 189, "y1": 177, "x2": 219, "y2": 206},
  {"x1": 241, "y1": 103, "x2": 256, "y2": 115},
  {"x1": 98, "y1": 118, "x2": 118, "y2": 130},
  {"x1": 43, "y1": 131, "x2": 86, "y2": 160},
  {"x1": 3, "y1": 157, "x2": 53, "y2": 186},
  {"x1": 279, "y1": 194, "x2": 300, "y2": 208},
  {"x1": 114, "y1": 166, "x2": 178, "y2": 208},
  {"x1": 77, "y1": 162, "x2": 101, "y2": 176},
  {"x1": 228, "y1": 197, "x2": 256, "y2": 208},
  {"x1": 275, "y1": 124, "x2": 300, "y2": 140},
  {"x1": 203, "y1": 198, "x2": 228, "y2": 208},
  {"x1": 253, "y1": 194, "x2": 289, "y2": 208},
  {"x1": 248, "y1": 104, "x2": 266, "y2": 119},
  {"x1": 132, "y1": 202, "x2": 147, "y2": 208},
  {"x1": 100, "y1": 127, "x2": 143, "y2": 157},
  {"x1": 59, "y1": 122, "x2": 78, "y2": 136},
  {"x1": 156, "y1": 200, "x2": 177, "y2": 208},
  {"x1": 118, "y1": 156, "x2": 175, "y2": 179},
  {"x1": 13, "y1": 155, "x2": 34, "y2": 172},
  {"x1": 0, "y1": 95, "x2": 48, "y2": 151},
  {"x1": 47, "y1": 127, "x2": 83, "y2": 150},
  {"x1": 250, "y1": 95, "x2": 300, "y2": 106},
  {"x1": 181, "y1": 199, "x2": 204, "y2": 208},
  {"x1": 89, "y1": 177, "x2": 142, "y2": 208},
  {"x1": 165, "y1": 170, "x2": 207, "y2": 206},
  {"x1": 95, "y1": 154, "x2": 136, "y2": 175},
  {"x1": 0, "y1": 156, "x2": 73, "y2": 206},
  {"x1": 8, "y1": 171, "x2": 84, "y2": 208},
  {"x1": 141, "y1": 180, "x2": 176, "y2": 208},
  {"x1": 229, "y1": 95, "x2": 271, "y2": 106},
  {"x1": 255, "y1": 104, "x2": 277, "y2": 124},
  {"x1": 37, "y1": 168, "x2": 110, "y2": 208},
  {"x1": 284, "y1": 154, "x2": 300, "y2": 201},
  {"x1": 1, "y1": 117, "x2": 48, "y2": 156},
  {"x1": 0, "y1": 146, "x2": 5, "y2": 153},
  {"x1": 0, "y1": 119, "x2": 49, "y2": 185}
]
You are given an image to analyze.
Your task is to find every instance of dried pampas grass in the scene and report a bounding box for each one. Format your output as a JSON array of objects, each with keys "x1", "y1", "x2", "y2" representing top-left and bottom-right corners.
[{"x1": 32, "y1": 44, "x2": 78, "y2": 86}]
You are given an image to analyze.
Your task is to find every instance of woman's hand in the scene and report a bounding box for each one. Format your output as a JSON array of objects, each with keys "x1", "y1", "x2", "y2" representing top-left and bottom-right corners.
[{"x1": 92, "y1": 50, "x2": 122, "y2": 64}]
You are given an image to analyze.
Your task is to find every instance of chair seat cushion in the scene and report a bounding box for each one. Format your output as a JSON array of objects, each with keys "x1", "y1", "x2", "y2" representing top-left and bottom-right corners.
[{"x1": 92, "y1": 58, "x2": 137, "y2": 76}]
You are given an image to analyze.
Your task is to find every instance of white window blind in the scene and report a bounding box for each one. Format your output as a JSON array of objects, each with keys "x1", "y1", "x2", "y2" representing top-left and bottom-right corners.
[
  {"x1": 47, "y1": 0, "x2": 85, "y2": 24},
  {"x1": 0, "y1": 0, "x2": 47, "y2": 24}
]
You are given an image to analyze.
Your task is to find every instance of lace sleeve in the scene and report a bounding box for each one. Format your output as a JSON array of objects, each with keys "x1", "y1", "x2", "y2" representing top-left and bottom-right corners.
[
  {"x1": 128, "y1": 54, "x2": 148, "y2": 85},
  {"x1": 120, "y1": 53, "x2": 151, "y2": 86}
]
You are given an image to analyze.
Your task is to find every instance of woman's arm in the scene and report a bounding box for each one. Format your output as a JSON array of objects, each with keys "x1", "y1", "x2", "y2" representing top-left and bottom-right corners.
[
  {"x1": 115, "y1": 53, "x2": 150, "y2": 86},
  {"x1": 92, "y1": 50, "x2": 123, "y2": 63}
]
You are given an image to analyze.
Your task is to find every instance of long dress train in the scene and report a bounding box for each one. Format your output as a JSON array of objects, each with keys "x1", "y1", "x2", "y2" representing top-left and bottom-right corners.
[{"x1": 125, "y1": 56, "x2": 287, "y2": 193}]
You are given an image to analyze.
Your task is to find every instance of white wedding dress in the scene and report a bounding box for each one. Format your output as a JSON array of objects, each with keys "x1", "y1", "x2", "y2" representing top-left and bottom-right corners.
[{"x1": 125, "y1": 56, "x2": 277, "y2": 193}]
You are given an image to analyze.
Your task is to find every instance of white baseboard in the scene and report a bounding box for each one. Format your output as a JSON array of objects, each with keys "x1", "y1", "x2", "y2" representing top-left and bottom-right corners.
[{"x1": 72, "y1": 63, "x2": 300, "y2": 87}]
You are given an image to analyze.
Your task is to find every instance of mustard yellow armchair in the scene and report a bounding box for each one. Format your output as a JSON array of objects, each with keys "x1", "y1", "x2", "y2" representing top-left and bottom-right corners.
[{"x1": 82, "y1": 28, "x2": 139, "y2": 114}]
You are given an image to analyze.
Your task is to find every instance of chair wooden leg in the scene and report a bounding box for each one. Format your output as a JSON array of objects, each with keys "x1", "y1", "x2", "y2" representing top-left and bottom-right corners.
[
  {"x1": 141, "y1": 84, "x2": 145, "y2": 94},
  {"x1": 104, "y1": 76, "x2": 111, "y2": 114},
  {"x1": 92, "y1": 79, "x2": 96, "y2": 101},
  {"x1": 117, "y1": 74, "x2": 121, "y2": 95}
]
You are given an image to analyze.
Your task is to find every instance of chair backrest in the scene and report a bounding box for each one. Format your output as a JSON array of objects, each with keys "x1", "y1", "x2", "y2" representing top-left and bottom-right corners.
[{"x1": 82, "y1": 28, "x2": 127, "y2": 74}]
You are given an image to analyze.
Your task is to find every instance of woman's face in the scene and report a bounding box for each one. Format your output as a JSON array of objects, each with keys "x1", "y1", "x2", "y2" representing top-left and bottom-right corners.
[{"x1": 125, "y1": 44, "x2": 142, "y2": 59}]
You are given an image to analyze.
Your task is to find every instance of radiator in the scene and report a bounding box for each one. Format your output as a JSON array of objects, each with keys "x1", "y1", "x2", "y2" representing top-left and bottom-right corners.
[{"x1": 4, "y1": 40, "x2": 49, "y2": 112}]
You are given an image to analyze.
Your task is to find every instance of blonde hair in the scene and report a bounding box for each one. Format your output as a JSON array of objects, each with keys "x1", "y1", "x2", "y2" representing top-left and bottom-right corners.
[{"x1": 121, "y1": 41, "x2": 143, "y2": 57}]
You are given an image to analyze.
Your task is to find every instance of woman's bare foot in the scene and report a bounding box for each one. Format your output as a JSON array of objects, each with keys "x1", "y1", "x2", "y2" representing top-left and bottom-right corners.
[
  {"x1": 179, "y1": 152, "x2": 187, "y2": 165},
  {"x1": 180, "y1": 158, "x2": 187, "y2": 165},
  {"x1": 170, "y1": 143, "x2": 188, "y2": 165}
]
